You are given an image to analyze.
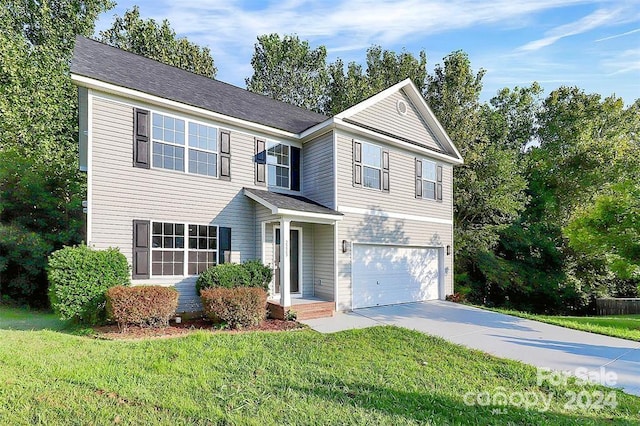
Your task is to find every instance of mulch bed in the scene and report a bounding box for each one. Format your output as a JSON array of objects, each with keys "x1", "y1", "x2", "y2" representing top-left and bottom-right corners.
[{"x1": 93, "y1": 318, "x2": 305, "y2": 340}]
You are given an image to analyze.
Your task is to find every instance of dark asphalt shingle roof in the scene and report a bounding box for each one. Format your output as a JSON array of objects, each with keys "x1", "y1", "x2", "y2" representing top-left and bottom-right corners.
[
  {"x1": 70, "y1": 36, "x2": 329, "y2": 134},
  {"x1": 244, "y1": 188, "x2": 342, "y2": 216}
]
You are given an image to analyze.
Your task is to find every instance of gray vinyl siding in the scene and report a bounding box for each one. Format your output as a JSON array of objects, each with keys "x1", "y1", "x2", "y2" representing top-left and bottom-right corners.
[
  {"x1": 336, "y1": 213, "x2": 453, "y2": 311},
  {"x1": 335, "y1": 132, "x2": 453, "y2": 221},
  {"x1": 90, "y1": 94, "x2": 275, "y2": 311},
  {"x1": 302, "y1": 132, "x2": 335, "y2": 208},
  {"x1": 313, "y1": 224, "x2": 334, "y2": 301},
  {"x1": 350, "y1": 89, "x2": 443, "y2": 152}
]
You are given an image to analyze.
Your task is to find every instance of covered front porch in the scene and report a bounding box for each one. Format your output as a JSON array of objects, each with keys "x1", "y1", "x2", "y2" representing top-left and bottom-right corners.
[{"x1": 244, "y1": 188, "x2": 342, "y2": 318}]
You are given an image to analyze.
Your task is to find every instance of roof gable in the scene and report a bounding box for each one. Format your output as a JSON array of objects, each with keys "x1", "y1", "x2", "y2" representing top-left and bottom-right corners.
[
  {"x1": 70, "y1": 36, "x2": 328, "y2": 134},
  {"x1": 335, "y1": 79, "x2": 462, "y2": 162}
]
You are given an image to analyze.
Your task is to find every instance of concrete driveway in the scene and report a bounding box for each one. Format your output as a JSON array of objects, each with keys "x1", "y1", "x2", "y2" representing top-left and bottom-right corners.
[{"x1": 302, "y1": 301, "x2": 640, "y2": 396}]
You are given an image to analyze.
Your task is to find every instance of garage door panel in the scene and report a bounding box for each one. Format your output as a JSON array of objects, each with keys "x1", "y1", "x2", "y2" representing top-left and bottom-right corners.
[{"x1": 353, "y1": 245, "x2": 440, "y2": 309}]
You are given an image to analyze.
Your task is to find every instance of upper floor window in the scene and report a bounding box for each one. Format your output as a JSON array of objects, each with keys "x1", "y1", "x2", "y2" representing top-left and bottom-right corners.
[
  {"x1": 152, "y1": 113, "x2": 185, "y2": 172},
  {"x1": 188, "y1": 122, "x2": 218, "y2": 177},
  {"x1": 267, "y1": 142, "x2": 290, "y2": 189},
  {"x1": 422, "y1": 159, "x2": 437, "y2": 200},
  {"x1": 362, "y1": 142, "x2": 382, "y2": 190},
  {"x1": 151, "y1": 112, "x2": 219, "y2": 177}
]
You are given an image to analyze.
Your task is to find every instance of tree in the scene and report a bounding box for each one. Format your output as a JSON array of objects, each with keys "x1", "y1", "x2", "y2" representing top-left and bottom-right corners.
[
  {"x1": 246, "y1": 34, "x2": 328, "y2": 112},
  {"x1": 326, "y1": 46, "x2": 427, "y2": 114},
  {"x1": 566, "y1": 181, "x2": 640, "y2": 281},
  {"x1": 99, "y1": 6, "x2": 216, "y2": 78},
  {"x1": 1, "y1": 0, "x2": 114, "y2": 305}
]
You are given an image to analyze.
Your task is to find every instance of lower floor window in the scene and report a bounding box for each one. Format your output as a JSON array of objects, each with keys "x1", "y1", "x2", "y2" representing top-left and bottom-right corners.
[{"x1": 151, "y1": 221, "x2": 217, "y2": 276}]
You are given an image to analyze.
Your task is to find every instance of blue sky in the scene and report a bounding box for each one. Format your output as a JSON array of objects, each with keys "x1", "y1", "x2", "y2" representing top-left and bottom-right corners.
[{"x1": 94, "y1": 0, "x2": 640, "y2": 103}]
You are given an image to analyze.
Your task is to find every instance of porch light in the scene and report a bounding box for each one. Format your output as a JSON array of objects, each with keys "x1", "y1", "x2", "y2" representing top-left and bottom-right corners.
[
  {"x1": 446, "y1": 245, "x2": 451, "y2": 256},
  {"x1": 342, "y1": 240, "x2": 348, "y2": 253}
]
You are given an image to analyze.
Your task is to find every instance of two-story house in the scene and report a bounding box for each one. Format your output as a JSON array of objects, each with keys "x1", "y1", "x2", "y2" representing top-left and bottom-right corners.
[{"x1": 70, "y1": 36, "x2": 463, "y2": 316}]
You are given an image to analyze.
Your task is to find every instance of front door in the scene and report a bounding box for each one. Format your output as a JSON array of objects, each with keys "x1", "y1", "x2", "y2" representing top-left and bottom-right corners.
[{"x1": 274, "y1": 228, "x2": 300, "y2": 294}]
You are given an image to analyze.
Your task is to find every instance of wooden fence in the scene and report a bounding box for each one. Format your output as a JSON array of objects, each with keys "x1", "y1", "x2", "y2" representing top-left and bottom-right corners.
[{"x1": 596, "y1": 298, "x2": 640, "y2": 315}]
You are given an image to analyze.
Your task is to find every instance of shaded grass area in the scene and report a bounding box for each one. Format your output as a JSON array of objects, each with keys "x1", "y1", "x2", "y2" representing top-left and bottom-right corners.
[
  {"x1": 1, "y1": 306, "x2": 639, "y2": 425},
  {"x1": 489, "y1": 307, "x2": 640, "y2": 342}
]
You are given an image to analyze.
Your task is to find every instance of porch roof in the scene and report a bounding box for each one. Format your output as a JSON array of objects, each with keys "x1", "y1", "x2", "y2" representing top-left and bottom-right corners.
[{"x1": 244, "y1": 188, "x2": 343, "y2": 223}]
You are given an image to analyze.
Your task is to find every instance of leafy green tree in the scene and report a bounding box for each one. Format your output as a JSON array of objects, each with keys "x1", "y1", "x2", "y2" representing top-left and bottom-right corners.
[
  {"x1": 246, "y1": 33, "x2": 328, "y2": 112},
  {"x1": 99, "y1": 5, "x2": 216, "y2": 78},
  {"x1": 425, "y1": 51, "x2": 527, "y2": 261},
  {"x1": 326, "y1": 46, "x2": 427, "y2": 114},
  {"x1": 565, "y1": 180, "x2": 640, "y2": 281}
]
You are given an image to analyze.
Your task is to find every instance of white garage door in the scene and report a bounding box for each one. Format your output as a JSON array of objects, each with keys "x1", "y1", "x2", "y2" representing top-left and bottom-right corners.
[{"x1": 352, "y1": 244, "x2": 440, "y2": 309}]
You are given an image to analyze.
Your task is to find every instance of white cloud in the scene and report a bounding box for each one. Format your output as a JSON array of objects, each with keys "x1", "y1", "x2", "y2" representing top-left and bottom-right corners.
[{"x1": 518, "y1": 7, "x2": 629, "y2": 52}]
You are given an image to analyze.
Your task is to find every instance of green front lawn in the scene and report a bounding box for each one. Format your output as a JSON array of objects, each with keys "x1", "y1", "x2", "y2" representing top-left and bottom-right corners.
[
  {"x1": 490, "y1": 308, "x2": 640, "y2": 342},
  {"x1": 1, "y1": 306, "x2": 639, "y2": 425}
]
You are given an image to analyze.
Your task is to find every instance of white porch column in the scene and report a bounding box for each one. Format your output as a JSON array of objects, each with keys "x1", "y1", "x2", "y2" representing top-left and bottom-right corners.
[{"x1": 280, "y1": 217, "x2": 291, "y2": 307}]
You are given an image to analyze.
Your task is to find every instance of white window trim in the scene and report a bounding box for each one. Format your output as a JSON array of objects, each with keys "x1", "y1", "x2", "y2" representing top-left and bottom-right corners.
[
  {"x1": 266, "y1": 140, "x2": 292, "y2": 190},
  {"x1": 272, "y1": 225, "x2": 303, "y2": 298},
  {"x1": 422, "y1": 158, "x2": 438, "y2": 200},
  {"x1": 361, "y1": 141, "x2": 383, "y2": 191},
  {"x1": 150, "y1": 110, "x2": 220, "y2": 179},
  {"x1": 149, "y1": 220, "x2": 219, "y2": 278}
]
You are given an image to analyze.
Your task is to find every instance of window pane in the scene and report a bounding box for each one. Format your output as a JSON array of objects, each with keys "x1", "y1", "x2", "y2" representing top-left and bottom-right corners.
[
  {"x1": 175, "y1": 224, "x2": 184, "y2": 235},
  {"x1": 164, "y1": 223, "x2": 173, "y2": 235},
  {"x1": 199, "y1": 225, "x2": 207, "y2": 236},
  {"x1": 362, "y1": 143, "x2": 381, "y2": 167},
  {"x1": 152, "y1": 236, "x2": 162, "y2": 248},
  {"x1": 163, "y1": 237, "x2": 174, "y2": 248},
  {"x1": 152, "y1": 222, "x2": 162, "y2": 234},
  {"x1": 424, "y1": 181, "x2": 436, "y2": 199},
  {"x1": 199, "y1": 237, "x2": 207, "y2": 249},
  {"x1": 175, "y1": 237, "x2": 184, "y2": 249},
  {"x1": 189, "y1": 225, "x2": 197, "y2": 236},
  {"x1": 423, "y1": 160, "x2": 437, "y2": 181},
  {"x1": 363, "y1": 166, "x2": 381, "y2": 189}
]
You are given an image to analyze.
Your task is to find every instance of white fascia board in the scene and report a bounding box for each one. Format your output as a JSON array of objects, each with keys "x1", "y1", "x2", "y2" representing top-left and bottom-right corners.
[
  {"x1": 336, "y1": 119, "x2": 464, "y2": 165},
  {"x1": 71, "y1": 74, "x2": 299, "y2": 140},
  {"x1": 333, "y1": 79, "x2": 412, "y2": 119},
  {"x1": 402, "y1": 80, "x2": 464, "y2": 162},
  {"x1": 278, "y1": 209, "x2": 343, "y2": 223},
  {"x1": 244, "y1": 189, "x2": 279, "y2": 213}
]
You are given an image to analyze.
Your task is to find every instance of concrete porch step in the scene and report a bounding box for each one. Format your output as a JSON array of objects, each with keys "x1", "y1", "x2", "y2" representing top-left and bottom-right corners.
[{"x1": 267, "y1": 300, "x2": 334, "y2": 320}]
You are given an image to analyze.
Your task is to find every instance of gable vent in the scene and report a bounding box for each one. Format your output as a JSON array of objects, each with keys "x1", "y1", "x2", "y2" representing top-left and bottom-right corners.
[{"x1": 396, "y1": 99, "x2": 408, "y2": 116}]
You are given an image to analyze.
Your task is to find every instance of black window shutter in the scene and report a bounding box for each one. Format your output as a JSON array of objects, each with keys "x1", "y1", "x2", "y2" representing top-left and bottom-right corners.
[
  {"x1": 219, "y1": 130, "x2": 231, "y2": 181},
  {"x1": 132, "y1": 220, "x2": 150, "y2": 279},
  {"x1": 218, "y1": 227, "x2": 232, "y2": 264},
  {"x1": 436, "y1": 164, "x2": 443, "y2": 201},
  {"x1": 133, "y1": 109, "x2": 150, "y2": 168},
  {"x1": 353, "y1": 140, "x2": 362, "y2": 187},
  {"x1": 255, "y1": 138, "x2": 266, "y2": 186},
  {"x1": 382, "y1": 149, "x2": 390, "y2": 192},
  {"x1": 415, "y1": 159, "x2": 423, "y2": 198},
  {"x1": 291, "y1": 146, "x2": 301, "y2": 191}
]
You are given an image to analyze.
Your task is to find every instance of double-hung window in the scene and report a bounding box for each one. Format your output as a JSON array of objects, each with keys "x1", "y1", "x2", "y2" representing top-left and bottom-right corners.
[
  {"x1": 188, "y1": 122, "x2": 218, "y2": 177},
  {"x1": 267, "y1": 142, "x2": 290, "y2": 189},
  {"x1": 152, "y1": 112, "x2": 219, "y2": 177},
  {"x1": 362, "y1": 142, "x2": 382, "y2": 190},
  {"x1": 152, "y1": 113, "x2": 185, "y2": 172},
  {"x1": 422, "y1": 160, "x2": 437, "y2": 199},
  {"x1": 188, "y1": 224, "x2": 217, "y2": 274},
  {"x1": 151, "y1": 221, "x2": 218, "y2": 276},
  {"x1": 151, "y1": 222, "x2": 185, "y2": 276}
]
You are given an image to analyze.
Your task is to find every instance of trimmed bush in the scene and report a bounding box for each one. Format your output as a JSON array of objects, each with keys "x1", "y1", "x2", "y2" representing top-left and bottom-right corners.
[
  {"x1": 201, "y1": 287, "x2": 267, "y2": 329},
  {"x1": 106, "y1": 286, "x2": 179, "y2": 330},
  {"x1": 196, "y1": 263, "x2": 250, "y2": 293},
  {"x1": 48, "y1": 245, "x2": 129, "y2": 324},
  {"x1": 242, "y1": 260, "x2": 273, "y2": 290},
  {"x1": 196, "y1": 260, "x2": 273, "y2": 293}
]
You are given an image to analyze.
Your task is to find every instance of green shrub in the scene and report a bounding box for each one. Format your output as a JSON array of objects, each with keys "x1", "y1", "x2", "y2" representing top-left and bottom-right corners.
[
  {"x1": 48, "y1": 245, "x2": 130, "y2": 324},
  {"x1": 242, "y1": 260, "x2": 273, "y2": 290},
  {"x1": 196, "y1": 261, "x2": 273, "y2": 293},
  {"x1": 196, "y1": 263, "x2": 250, "y2": 293},
  {"x1": 106, "y1": 285, "x2": 178, "y2": 330},
  {"x1": 200, "y1": 287, "x2": 267, "y2": 329}
]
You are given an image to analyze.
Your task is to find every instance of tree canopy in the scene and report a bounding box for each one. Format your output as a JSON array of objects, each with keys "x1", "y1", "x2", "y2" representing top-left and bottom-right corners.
[{"x1": 99, "y1": 5, "x2": 217, "y2": 78}]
